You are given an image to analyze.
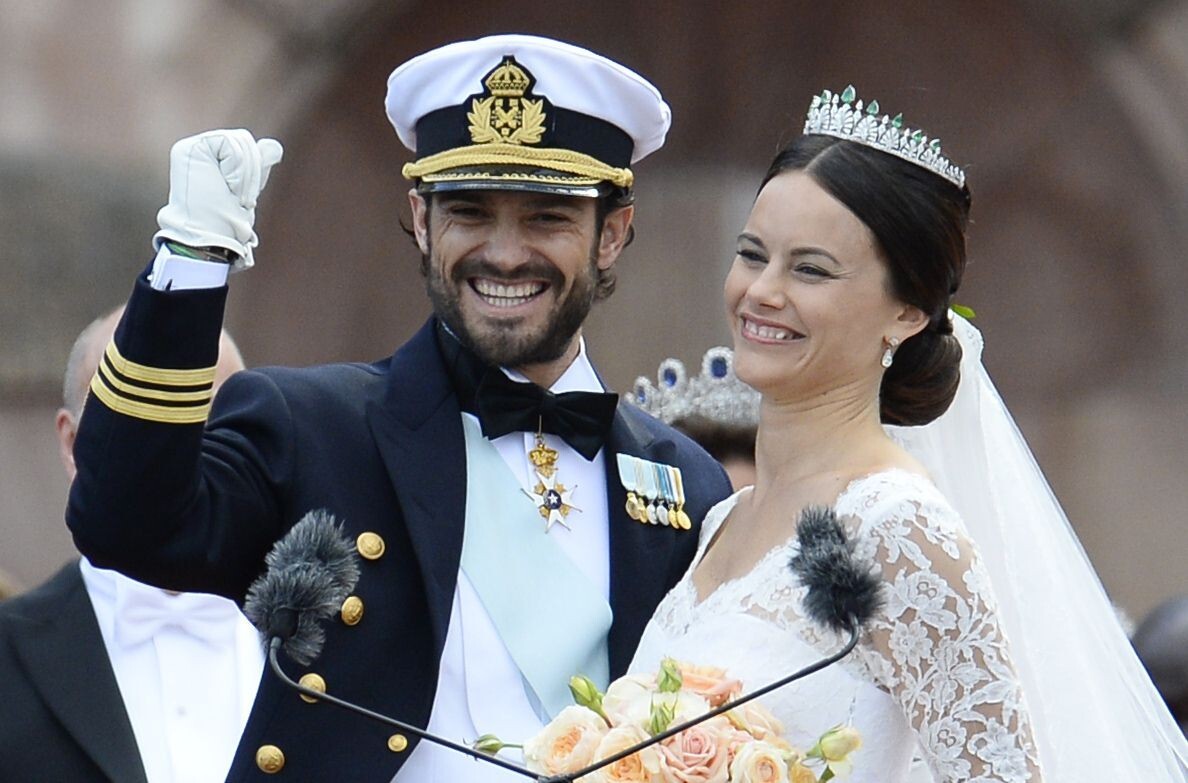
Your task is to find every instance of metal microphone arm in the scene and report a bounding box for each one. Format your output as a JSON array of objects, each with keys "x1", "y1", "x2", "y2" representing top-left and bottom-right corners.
[{"x1": 267, "y1": 638, "x2": 543, "y2": 780}]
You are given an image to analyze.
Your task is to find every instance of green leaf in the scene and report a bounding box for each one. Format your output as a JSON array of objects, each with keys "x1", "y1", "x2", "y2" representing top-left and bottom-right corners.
[{"x1": 951, "y1": 303, "x2": 976, "y2": 320}]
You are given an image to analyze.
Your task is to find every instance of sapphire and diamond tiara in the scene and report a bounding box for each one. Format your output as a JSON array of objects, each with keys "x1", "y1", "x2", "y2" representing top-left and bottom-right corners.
[
  {"x1": 631, "y1": 347, "x2": 760, "y2": 429},
  {"x1": 804, "y1": 85, "x2": 965, "y2": 189}
]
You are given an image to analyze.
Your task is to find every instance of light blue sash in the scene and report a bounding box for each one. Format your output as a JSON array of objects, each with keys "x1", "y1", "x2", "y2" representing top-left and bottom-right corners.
[{"x1": 459, "y1": 417, "x2": 612, "y2": 719}]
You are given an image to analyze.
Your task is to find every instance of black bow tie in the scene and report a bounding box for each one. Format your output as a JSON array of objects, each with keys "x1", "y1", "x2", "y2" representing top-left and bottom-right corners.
[
  {"x1": 474, "y1": 369, "x2": 618, "y2": 460},
  {"x1": 436, "y1": 323, "x2": 619, "y2": 460}
]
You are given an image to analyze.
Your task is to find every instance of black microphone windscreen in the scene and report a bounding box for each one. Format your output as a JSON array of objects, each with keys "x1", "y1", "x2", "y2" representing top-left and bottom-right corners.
[
  {"x1": 788, "y1": 505, "x2": 884, "y2": 633},
  {"x1": 243, "y1": 509, "x2": 361, "y2": 666}
]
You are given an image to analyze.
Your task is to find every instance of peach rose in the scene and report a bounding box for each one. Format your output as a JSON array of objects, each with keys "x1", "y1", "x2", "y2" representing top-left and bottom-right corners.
[
  {"x1": 725, "y1": 702, "x2": 786, "y2": 743},
  {"x1": 787, "y1": 760, "x2": 817, "y2": 783},
  {"x1": 524, "y1": 705, "x2": 609, "y2": 776},
  {"x1": 728, "y1": 740, "x2": 790, "y2": 783},
  {"x1": 582, "y1": 724, "x2": 662, "y2": 783},
  {"x1": 675, "y1": 662, "x2": 742, "y2": 708},
  {"x1": 655, "y1": 715, "x2": 734, "y2": 783},
  {"x1": 603, "y1": 674, "x2": 657, "y2": 726}
]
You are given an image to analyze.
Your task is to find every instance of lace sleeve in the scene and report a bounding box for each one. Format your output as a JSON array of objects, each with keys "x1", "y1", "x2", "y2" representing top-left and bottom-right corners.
[{"x1": 845, "y1": 478, "x2": 1043, "y2": 783}]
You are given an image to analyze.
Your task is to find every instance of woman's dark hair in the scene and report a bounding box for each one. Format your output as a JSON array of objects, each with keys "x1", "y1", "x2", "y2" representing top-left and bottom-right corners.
[
  {"x1": 670, "y1": 415, "x2": 757, "y2": 465},
  {"x1": 760, "y1": 134, "x2": 972, "y2": 426}
]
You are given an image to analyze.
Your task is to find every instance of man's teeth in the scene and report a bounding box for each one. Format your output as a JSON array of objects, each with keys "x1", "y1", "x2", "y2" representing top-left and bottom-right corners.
[
  {"x1": 473, "y1": 279, "x2": 545, "y2": 307},
  {"x1": 744, "y1": 319, "x2": 796, "y2": 341}
]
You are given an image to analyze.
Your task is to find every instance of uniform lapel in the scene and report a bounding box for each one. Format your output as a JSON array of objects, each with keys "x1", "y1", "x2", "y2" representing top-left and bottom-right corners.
[
  {"x1": 365, "y1": 319, "x2": 467, "y2": 660},
  {"x1": 10, "y1": 563, "x2": 148, "y2": 783},
  {"x1": 604, "y1": 405, "x2": 681, "y2": 677}
]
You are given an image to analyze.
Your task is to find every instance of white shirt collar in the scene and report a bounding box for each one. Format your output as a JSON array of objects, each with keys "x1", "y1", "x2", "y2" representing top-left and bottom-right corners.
[{"x1": 503, "y1": 335, "x2": 604, "y2": 394}]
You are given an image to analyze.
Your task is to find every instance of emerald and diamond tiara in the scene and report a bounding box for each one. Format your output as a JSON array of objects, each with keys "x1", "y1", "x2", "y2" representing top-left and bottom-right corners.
[{"x1": 804, "y1": 85, "x2": 965, "y2": 189}]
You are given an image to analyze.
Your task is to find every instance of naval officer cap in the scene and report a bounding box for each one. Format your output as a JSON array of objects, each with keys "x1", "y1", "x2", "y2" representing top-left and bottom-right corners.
[{"x1": 387, "y1": 33, "x2": 671, "y2": 197}]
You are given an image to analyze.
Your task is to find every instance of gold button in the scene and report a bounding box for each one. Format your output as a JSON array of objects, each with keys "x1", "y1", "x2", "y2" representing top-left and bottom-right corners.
[
  {"x1": 298, "y1": 672, "x2": 326, "y2": 703},
  {"x1": 256, "y1": 745, "x2": 285, "y2": 773},
  {"x1": 387, "y1": 734, "x2": 409, "y2": 753},
  {"x1": 356, "y1": 532, "x2": 386, "y2": 560},
  {"x1": 340, "y1": 595, "x2": 364, "y2": 626}
]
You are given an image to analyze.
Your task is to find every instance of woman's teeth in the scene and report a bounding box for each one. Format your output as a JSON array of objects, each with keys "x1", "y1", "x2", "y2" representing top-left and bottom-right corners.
[{"x1": 744, "y1": 319, "x2": 797, "y2": 341}]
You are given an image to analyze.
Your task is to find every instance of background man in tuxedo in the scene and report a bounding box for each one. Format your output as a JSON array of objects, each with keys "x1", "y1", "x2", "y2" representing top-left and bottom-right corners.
[
  {"x1": 64, "y1": 34, "x2": 732, "y2": 781},
  {"x1": 0, "y1": 307, "x2": 261, "y2": 782}
]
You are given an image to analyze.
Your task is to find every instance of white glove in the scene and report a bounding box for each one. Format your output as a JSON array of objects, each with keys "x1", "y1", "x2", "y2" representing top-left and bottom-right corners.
[{"x1": 153, "y1": 129, "x2": 284, "y2": 272}]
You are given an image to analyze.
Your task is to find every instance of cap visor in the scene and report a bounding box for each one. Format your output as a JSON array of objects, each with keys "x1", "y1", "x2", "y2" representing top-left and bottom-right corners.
[{"x1": 416, "y1": 166, "x2": 607, "y2": 198}]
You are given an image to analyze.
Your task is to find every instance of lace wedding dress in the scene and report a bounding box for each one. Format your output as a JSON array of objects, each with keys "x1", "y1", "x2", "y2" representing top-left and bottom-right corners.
[{"x1": 631, "y1": 470, "x2": 1042, "y2": 783}]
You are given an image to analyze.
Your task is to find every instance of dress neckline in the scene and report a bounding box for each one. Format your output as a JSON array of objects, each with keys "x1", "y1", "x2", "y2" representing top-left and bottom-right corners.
[{"x1": 688, "y1": 467, "x2": 932, "y2": 608}]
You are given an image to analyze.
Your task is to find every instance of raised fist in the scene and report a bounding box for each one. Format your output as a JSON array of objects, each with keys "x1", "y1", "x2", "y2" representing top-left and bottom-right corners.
[{"x1": 153, "y1": 129, "x2": 284, "y2": 271}]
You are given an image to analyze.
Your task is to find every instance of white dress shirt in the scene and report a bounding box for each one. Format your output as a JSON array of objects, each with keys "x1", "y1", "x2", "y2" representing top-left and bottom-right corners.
[
  {"x1": 394, "y1": 342, "x2": 612, "y2": 783},
  {"x1": 80, "y1": 559, "x2": 265, "y2": 783}
]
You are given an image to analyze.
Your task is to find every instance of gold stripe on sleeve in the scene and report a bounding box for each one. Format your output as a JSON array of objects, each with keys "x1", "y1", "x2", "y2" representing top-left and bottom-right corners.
[
  {"x1": 104, "y1": 341, "x2": 218, "y2": 387},
  {"x1": 89, "y1": 374, "x2": 212, "y2": 424}
]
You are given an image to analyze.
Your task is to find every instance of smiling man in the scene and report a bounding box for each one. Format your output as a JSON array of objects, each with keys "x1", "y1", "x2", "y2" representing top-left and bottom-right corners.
[{"x1": 65, "y1": 34, "x2": 732, "y2": 782}]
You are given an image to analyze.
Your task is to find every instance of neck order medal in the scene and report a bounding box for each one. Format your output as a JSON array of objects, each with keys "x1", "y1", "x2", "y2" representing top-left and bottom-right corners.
[{"x1": 523, "y1": 432, "x2": 580, "y2": 532}]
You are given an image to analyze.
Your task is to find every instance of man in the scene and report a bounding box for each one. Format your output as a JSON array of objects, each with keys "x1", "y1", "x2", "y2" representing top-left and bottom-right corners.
[
  {"x1": 66, "y1": 34, "x2": 732, "y2": 781},
  {"x1": 0, "y1": 308, "x2": 262, "y2": 782}
]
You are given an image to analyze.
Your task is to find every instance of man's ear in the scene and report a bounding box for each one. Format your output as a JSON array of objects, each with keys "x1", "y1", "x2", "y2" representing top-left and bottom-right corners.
[
  {"x1": 595, "y1": 204, "x2": 634, "y2": 271},
  {"x1": 55, "y1": 408, "x2": 78, "y2": 480},
  {"x1": 407, "y1": 189, "x2": 430, "y2": 255}
]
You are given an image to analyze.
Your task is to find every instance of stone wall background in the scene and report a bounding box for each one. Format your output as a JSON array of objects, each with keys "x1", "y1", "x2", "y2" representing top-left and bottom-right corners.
[{"x1": 2, "y1": 0, "x2": 1185, "y2": 622}]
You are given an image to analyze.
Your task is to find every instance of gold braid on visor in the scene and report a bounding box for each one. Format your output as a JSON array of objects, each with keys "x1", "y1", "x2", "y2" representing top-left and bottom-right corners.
[{"x1": 402, "y1": 142, "x2": 634, "y2": 188}]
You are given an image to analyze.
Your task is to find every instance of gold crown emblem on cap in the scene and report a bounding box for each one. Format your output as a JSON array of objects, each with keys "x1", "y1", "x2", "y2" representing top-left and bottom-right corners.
[
  {"x1": 484, "y1": 59, "x2": 531, "y2": 96},
  {"x1": 468, "y1": 56, "x2": 546, "y2": 146}
]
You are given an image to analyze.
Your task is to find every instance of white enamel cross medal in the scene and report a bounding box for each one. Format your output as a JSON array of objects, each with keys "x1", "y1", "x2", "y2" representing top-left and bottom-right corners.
[{"x1": 523, "y1": 430, "x2": 580, "y2": 532}]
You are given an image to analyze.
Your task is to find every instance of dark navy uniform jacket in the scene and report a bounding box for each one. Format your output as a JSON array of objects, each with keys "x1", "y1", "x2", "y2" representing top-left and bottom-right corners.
[{"x1": 66, "y1": 275, "x2": 733, "y2": 781}]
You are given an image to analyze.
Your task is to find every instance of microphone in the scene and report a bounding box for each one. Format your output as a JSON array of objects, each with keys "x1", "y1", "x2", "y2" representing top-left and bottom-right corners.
[
  {"x1": 243, "y1": 509, "x2": 540, "y2": 779},
  {"x1": 243, "y1": 509, "x2": 360, "y2": 666},
  {"x1": 541, "y1": 505, "x2": 884, "y2": 783},
  {"x1": 244, "y1": 506, "x2": 881, "y2": 783},
  {"x1": 788, "y1": 504, "x2": 884, "y2": 633}
]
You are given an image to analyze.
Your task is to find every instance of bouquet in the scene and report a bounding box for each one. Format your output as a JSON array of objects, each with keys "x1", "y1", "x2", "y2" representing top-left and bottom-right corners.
[{"x1": 475, "y1": 658, "x2": 861, "y2": 783}]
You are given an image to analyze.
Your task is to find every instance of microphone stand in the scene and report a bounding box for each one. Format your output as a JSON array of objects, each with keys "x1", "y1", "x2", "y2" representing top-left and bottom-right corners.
[{"x1": 268, "y1": 618, "x2": 859, "y2": 783}]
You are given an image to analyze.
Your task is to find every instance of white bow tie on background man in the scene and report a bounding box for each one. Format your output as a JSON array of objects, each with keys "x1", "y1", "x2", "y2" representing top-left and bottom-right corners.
[{"x1": 114, "y1": 578, "x2": 242, "y2": 649}]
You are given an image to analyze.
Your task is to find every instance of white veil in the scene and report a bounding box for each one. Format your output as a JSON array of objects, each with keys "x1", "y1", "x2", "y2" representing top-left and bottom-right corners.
[{"x1": 888, "y1": 314, "x2": 1188, "y2": 780}]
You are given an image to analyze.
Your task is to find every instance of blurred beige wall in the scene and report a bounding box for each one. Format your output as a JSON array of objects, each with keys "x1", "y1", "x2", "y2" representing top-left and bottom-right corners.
[{"x1": 1, "y1": 0, "x2": 1185, "y2": 621}]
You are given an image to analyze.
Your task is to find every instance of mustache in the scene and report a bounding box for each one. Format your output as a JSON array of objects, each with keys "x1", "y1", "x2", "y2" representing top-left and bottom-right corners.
[{"x1": 450, "y1": 257, "x2": 564, "y2": 288}]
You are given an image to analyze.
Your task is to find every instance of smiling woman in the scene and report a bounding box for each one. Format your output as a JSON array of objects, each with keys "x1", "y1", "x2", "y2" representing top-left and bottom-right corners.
[
  {"x1": 741, "y1": 133, "x2": 969, "y2": 426},
  {"x1": 631, "y1": 86, "x2": 1188, "y2": 783}
]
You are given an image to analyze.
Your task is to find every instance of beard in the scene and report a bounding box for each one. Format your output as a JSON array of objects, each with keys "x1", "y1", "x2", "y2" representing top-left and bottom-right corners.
[{"x1": 424, "y1": 247, "x2": 600, "y2": 369}]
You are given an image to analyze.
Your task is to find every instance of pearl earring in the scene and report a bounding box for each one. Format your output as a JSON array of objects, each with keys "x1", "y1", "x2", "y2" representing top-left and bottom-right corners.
[{"x1": 881, "y1": 337, "x2": 900, "y2": 368}]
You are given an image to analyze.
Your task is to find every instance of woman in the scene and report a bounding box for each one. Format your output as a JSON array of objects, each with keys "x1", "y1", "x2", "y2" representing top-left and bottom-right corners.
[{"x1": 631, "y1": 88, "x2": 1188, "y2": 781}]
